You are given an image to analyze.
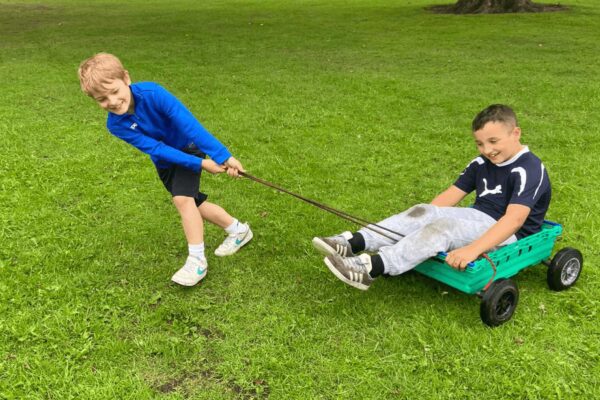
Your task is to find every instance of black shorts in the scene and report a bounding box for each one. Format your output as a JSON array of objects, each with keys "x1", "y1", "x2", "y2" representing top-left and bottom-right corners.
[{"x1": 156, "y1": 144, "x2": 208, "y2": 207}]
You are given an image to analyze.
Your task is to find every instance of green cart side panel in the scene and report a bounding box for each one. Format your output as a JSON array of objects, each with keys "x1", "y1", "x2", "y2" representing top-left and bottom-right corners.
[{"x1": 414, "y1": 222, "x2": 563, "y2": 294}]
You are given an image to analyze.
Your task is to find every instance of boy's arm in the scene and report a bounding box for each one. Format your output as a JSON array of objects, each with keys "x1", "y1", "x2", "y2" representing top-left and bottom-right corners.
[
  {"x1": 445, "y1": 204, "x2": 531, "y2": 270},
  {"x1": 202, "y1": 159, "x2": 226, "y2": 174},
  {"x1": 154, "y1": 85, "x2": 232, "y2": 165},
  {"x1": 430, "y1": 185, "x2": 468, "y2": 207},
  {"x1": 110, "y1": 125, "x2": 205, "y2": 172}
]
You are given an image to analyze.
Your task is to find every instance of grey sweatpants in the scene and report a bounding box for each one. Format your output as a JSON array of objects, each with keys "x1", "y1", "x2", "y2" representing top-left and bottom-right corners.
[{"x1": 358, "y1": 204, "x2": 517, "y2": 276}]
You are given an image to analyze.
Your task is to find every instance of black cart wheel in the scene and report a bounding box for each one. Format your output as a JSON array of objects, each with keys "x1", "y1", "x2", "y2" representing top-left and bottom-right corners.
[
  {"x1": 480, "y1": 279, "x2": 519, "y2": 327},
  {"x1": 547, "y1": 247, "x2": 583, "y2": 291}
]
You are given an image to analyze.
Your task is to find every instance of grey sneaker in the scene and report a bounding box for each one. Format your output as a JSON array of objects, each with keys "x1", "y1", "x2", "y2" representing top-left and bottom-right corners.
[
  {"x1": 324, "y1": 253, "x2": 374, "y2": 291},
  {"x1": 312, "y1": 231, "x2": 354, "y2": 257}
]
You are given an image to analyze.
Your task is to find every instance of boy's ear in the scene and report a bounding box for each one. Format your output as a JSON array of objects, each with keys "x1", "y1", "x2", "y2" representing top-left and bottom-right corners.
[
  {"x1": 512, "y1": 126, "x2": 522, "y2": 140},
  {"x1": 124, "y1": 70, "x2": 132, "y2": 85}
]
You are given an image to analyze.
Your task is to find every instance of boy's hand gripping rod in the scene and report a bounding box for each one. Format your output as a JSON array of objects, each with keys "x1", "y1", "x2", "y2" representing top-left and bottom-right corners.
[{"x1": 238, "y1": 171, "x2": 495, "y2": 287}]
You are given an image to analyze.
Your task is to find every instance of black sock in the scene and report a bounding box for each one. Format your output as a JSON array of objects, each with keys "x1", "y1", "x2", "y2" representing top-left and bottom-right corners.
[
  {"x1": 348, "y1": 233, "x2": 366, "y2": 254},
  {"x1": 369, "y1": 254, "x2": 385, "y2": 278}
]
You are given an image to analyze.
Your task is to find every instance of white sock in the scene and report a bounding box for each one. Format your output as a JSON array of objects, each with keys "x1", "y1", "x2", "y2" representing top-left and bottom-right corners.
[
  {"x1": 188, "y1": 243, "x2": 205, "y2": 259},
  {"x1": 225, "y1": 218, "x2": 246, "y2": 234}
]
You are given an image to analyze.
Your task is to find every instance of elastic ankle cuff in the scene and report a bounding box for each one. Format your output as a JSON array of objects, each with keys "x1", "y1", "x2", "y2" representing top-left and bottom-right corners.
[
  {"x1": 349, "y1": 233, "x2": 366, "y2": 254},
  {"x1": 369, "y1": 254, "x2": 385, "y2": 278}
]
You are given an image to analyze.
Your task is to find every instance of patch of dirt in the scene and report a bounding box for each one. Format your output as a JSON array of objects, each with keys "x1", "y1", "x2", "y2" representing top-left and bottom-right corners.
[
  {"x1": 427, "y1": 3, "x2": 568, "y2": 14},
  {"x1": 157, "y1": 377, "x2": 185, "y2": 393}
]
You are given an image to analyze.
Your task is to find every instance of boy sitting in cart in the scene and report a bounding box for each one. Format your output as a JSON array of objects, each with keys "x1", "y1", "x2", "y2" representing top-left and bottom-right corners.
[{"x1": 313, "y1": 104, "x2": 551, "y2": 290}]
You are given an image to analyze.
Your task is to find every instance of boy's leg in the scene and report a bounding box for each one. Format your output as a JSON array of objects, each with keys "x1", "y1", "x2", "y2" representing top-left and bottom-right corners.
[
  {"x1": 323, "y1": 206, "x2": 516, "y2": 289},
  {"x1": 199, "y1": 201, "x2": 252, "y2": 257},
  {"x1": 198, "y1": 201, "x2": 233, "y2": 228},
  {"x1": 313, "y1": 203, "x2": 437, "y2": 257},
  {"x1": 170, "y1": 195, "x2": 209, "y2": 286},
  {"x1": 377, "y1": 207, "x2": 515, "y2": 276},
  {"x1": 156, "y1": 158, "x2": 210, "y2": 286},
  {"x1": 358, "y1": 204, "x2": 444, "y2": 252},
  {"x1": 174, "y1": 196, "x2": 205, "y2": 244}
]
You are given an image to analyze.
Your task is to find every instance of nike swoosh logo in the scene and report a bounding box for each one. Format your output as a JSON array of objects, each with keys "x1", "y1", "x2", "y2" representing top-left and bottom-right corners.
[
  {"x1": 197, "y1": 268, "x2": 206, "y2": 275},
  {"x1": 235, "y1": 230, "x2": 249, "y2": 245}
]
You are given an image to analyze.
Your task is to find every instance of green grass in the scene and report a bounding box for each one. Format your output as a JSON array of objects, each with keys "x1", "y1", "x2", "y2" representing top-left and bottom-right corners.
[{"x1": 1, "y1": 0, "x2": 599, "y2": 398}]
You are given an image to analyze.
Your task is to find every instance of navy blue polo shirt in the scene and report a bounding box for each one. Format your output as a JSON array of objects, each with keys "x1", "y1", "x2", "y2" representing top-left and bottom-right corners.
[
  {"x1": 454, "y1": 147, "x2": 551, "y2": 239},
  {"x1": 106, "y1": 82, "x2": 231, "y2": 172}
]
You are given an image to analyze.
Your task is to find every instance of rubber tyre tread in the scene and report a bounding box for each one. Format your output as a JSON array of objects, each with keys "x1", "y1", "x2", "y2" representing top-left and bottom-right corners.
[
  {"x1": 480, "y1": 279, "x2": 519, "y2": 327},
  {"x1": 547, "y1": 247, "x2": 583, "y2": 291}
]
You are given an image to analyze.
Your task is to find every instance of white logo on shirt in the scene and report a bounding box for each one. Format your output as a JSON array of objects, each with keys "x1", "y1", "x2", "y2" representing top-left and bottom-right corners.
[
  {"x1": 130, "y1": 123, "x2": 138, "y2": 130},
  {"x1": 479, "y1": 178, "x2": 502, "y2": 197},
  {"x1": 511, "y1": 167, "x2": 527, "y2": 196},
  {"x1": 461, "y1": 157, "x2": 484, "y2": 175}
]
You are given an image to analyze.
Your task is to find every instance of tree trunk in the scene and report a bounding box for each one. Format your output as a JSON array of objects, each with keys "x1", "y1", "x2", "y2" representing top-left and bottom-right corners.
[{"x1": 430, "y1": 0, "x2": 566, "y2": 14}]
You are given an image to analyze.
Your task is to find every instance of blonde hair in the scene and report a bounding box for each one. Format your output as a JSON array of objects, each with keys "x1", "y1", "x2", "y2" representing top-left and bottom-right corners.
[{"x1": 78, "y1": 53, "x2": 128, "y2": 95}]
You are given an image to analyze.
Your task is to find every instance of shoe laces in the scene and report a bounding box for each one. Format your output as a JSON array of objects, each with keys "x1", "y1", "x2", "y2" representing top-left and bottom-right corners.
[
  {"x1": 219, "y1": 235, "x2": 237, "y2": 250},
  {"x1": 330, "y1": 233, "x2": 350, "y2": 246},
  {"x1": 183, "y1": 256, "x2": 204, "y2": 272},
  {"x1": 219, "y1": 229, "x2": 247, "y2": 250},
  {"x1": 342, "y1": 255, "x2": 370, "y2": 274}
]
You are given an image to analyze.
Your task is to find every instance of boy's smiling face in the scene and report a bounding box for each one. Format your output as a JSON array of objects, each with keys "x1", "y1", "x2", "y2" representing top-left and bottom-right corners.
[
  {"x1": 89, "y1": 73, "x2": 133, "y2": 115},
  {"x1": 473, "y1": 121, "x2": 523, "y2": 164}
]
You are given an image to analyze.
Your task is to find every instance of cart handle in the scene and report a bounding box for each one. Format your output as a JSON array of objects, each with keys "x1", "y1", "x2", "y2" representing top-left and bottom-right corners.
[{"x1": 437, "y1": 252, "x2": 476, "y2": 269}]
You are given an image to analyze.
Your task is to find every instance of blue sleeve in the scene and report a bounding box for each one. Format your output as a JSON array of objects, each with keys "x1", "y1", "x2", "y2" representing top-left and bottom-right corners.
[
  {"x1": 454, "y1": 157, "x2": 481, "y2": 194},
  {"x1": 108, "y1": 124, "x2": 203, "y2": 172},
  {"x1": 508, "y1": 162, "x2": 549, "y2": 208},
  {"x1": 154, "y1": 85, "x2": 232, "y2": 164}
]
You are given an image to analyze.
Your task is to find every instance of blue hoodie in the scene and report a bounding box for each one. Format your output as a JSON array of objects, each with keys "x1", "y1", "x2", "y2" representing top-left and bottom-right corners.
[{"x1": 106, "y1": 82, "x2": 231, "y2": 172}]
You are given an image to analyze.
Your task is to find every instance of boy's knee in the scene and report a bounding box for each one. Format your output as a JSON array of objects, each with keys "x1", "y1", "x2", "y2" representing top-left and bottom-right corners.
[
  {"x1": 172, "y1": 195, "x2": 196, "y2": 209},
  {"x1": 430, "y1": 218, "x2": 455, "y2": 231},
  {"x1": 406, "y1": 203, "x2": 434, "y2": 218},
  {"x1": 418, "y1": 218, "x2": 454, "y2": 241}
]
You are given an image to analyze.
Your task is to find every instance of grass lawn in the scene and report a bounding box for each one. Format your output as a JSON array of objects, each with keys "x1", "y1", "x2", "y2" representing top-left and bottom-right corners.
[{"x1": 1, "y1": 0, "x2": 599, "y2": 398}]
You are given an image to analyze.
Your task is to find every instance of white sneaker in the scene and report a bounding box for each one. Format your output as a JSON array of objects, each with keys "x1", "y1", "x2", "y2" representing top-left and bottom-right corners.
[
  {"x1": 214, "y1": 223, "x2": 253, "y2": 256},
  {"x1": 171, "y1": 256, "x2": 208, "y2": 286}
]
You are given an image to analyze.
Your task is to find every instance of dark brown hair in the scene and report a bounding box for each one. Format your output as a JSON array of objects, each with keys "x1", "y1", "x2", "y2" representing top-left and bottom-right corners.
[{"x1": 472, "y1": 104, "x2": 518, "y2": 132}]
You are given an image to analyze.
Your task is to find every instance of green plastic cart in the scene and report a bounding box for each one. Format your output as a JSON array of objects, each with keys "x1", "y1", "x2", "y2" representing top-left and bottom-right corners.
[{"x1": 414, "y1": 221, "x2": 583, "y2": 327}]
